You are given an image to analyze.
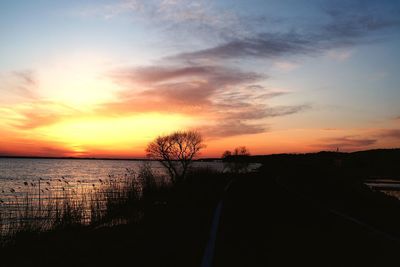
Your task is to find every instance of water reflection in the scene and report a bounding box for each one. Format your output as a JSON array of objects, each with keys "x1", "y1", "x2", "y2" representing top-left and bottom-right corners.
[{"x1": 365, "y1": 179, "x2": 400, "y2": 200}]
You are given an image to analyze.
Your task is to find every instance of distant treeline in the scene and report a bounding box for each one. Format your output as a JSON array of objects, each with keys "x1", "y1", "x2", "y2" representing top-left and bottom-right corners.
[{"x1": 251, "y1": 149, "x2": 400, "y2": 180}]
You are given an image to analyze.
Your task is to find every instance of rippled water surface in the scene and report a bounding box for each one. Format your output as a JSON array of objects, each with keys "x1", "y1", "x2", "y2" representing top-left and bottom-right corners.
[
  {"x1": 0, "y1": 158, "x2": 223, "y2": 200},
  {"x1": 0, "y1": 158, "x2": 224, "y2": 231},
  {"x1": 0, "y1": 159, "x2": 151, "y2": 199}
]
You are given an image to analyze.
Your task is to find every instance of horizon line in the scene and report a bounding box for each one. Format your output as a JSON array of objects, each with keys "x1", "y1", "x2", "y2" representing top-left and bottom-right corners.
[{"x1": 1, "y1": 148, "x2": 398, "y2": 161}]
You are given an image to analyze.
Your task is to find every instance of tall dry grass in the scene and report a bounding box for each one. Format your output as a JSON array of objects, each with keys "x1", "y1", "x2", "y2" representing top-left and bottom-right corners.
[{"x1": 0, "y1": 164, "x2": 168, "y2": 244}]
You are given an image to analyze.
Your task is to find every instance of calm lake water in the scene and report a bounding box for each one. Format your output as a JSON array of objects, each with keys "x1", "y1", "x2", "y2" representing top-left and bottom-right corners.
[
  {"x1": 0, "y1": 158, "x2": 223, "y2": 201},
  {"x1": 0, "y1": 158, "x2": 225, "y2": 230},
  {"x1": 365, "y1": 179, "x2": 400, "y2": 200}
]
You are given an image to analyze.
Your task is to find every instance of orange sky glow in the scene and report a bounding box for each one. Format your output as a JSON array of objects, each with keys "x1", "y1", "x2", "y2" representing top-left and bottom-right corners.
[{"x1": 1, "y1": 1, "x2": 399, "y2": 158}]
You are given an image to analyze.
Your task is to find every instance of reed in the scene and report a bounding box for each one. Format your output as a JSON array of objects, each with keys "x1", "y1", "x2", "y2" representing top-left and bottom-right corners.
[{"x1": 0, "y1": 164, "x2": 169, "y2": 244}]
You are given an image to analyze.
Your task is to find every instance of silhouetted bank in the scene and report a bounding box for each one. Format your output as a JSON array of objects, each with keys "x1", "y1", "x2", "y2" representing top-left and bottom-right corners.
[
  {"x1": 1, "y1": 149, "x2": 400, "y2": 266},
  {"x1": 214, "y1": 148, "x2": 400, "y2": 266}
]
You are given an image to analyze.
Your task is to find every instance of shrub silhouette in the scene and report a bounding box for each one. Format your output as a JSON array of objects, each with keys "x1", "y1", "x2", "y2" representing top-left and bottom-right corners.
[{"x1": 222, "y1": 146, "x2": 251, "y2": 173}]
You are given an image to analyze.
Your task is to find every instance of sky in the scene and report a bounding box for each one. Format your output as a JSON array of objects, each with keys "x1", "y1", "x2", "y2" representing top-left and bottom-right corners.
[{"x1": 0, "y1": 0, "x2": 400, "y2": 158}]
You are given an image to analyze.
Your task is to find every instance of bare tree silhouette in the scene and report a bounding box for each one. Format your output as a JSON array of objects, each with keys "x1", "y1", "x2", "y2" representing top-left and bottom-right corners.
[{"x1": 146, "y1": 131, "x2": 205, "y2": 183}]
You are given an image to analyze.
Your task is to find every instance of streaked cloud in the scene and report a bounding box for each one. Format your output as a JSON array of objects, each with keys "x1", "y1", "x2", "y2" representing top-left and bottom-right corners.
[
  {"x1": 173, "y1": 32, "x2": 315, "y2": 61},
  {"x1": 315, "y1": 126, "x2": 400, "y2": 152},
  {"x1": 316, "y1": 136, "x2": 377, "y2": 151},
  {"x1": 13, "y1": 70, "x2": 37, "y2": 86},
  {"x1": 0, "y1": 70, "x2": 38, "y2": 102},
  {"x1": 1, "y1": 0, "x2": 400, "y2": 157},
  {"x1": 170, "y1": 1, "x2": 400, "y2": 63},
  {"x1": 200, "y1": 120, "x2": 267, "y2": 138},
  {"x1": 1, "y1": 99, "x2": 79, "y2": 130},
  {"x1": 322, "y1": 1, "x2": 400, "y2": 40},
  {"x1": 80, "y1": 0, "x2": 249, "y2": 41},
  {"x1": 377, "y1": 129, "x2": 400, "y2": 140},
  {"x1": 110, "y1": 65, "x2": 262, "y2": 87},
  {"x1": 264, "y1": 105, "x2": 310, "y2": 117},
  {"x1": 101, "y1": 63, "x2": 308, "y2": 137},
  {"x1": 83, "y1": 0, "x2": 399, "y2": 141}
]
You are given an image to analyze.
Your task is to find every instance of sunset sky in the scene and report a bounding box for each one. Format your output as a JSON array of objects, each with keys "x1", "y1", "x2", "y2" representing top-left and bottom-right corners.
[{"x1": 0, "y1": 0, "x2": 399, "y2": 158}]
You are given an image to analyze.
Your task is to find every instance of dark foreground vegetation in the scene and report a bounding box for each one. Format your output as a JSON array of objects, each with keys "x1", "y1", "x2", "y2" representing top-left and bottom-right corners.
[
  {"x1": 0, "y1": 167, "x2": 230, "y2": 267},
  {"x1": 1, "y1": 148, "x2": 400, "y2": 266}
]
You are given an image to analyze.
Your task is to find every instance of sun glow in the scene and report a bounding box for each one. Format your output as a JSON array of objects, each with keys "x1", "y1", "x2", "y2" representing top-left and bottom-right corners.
[
  {"x1": 36, "y1": 53, "x2": 122, "y2": 107},
  {"x1": 34, "y1": 113, "x2": 193, "y2": 152},
  {"x1": 1, "y1": 0, "x2": 399, "y2": 158}
]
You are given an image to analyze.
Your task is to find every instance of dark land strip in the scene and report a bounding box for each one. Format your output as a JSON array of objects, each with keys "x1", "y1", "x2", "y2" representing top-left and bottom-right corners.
[
  {"x1": 2, "y1": 149, "x2": 400, "y2": 266},
  {"x1": 212, "y1": 173, "x2": 400, "y2": 267}
]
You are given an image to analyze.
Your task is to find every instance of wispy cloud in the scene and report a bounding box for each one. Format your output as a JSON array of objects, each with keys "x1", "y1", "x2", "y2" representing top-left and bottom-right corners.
[
  {"x1": 106, "y1": 64, "x2": 263, "y2": 111},
  {"x1": 173, "y1": 32, "x2": 315, "y2": 61},
  {"x1": 315, "y1": 126, "x2": 400, "y2": 151},
  {"x1": 80, "y1": 0, "x2": 249, "y2": 41},
  {"x1": 100, "y1": 63, "x2": 307, "y2": 137},
  {"x1": 12, "y1": 112, "x2": 61, "y2": 130},
  {"x1": 264, "y1": 105, "x2": 310, "y2": 117},
  {"x1": 3, "y1": 100, "x2": 78, "y2": 130},
  {"x1": 200, "y1": 120, "x2": 267, "y2": 138},
  {"x1": 0, "y1": 137, "x2": 82, "y2": 157},
  {"x1": 377, "y1": 129, "x2": 400, "y2": 140},
  {"x1": 83, "y1": 1, "x2": 399, "y2": 139},
  {"x1": 110, "y1": 65, "x2": 262, "y2": 87},
  {"x1": 0, "y1": 70, "x2": 39, "y2": 102},
  {"x1": 13, "y1": 70, "x2": 37, "y2": 86},
  {"x1": 316, "y1": 136, "x2": 377, "y2": 151},
  {"x1": 322, "y1": 2, "x2": 400, "y2": 40},
  {"x1": 167, "y1": 1, "x2": 400, "y2": 62}
]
